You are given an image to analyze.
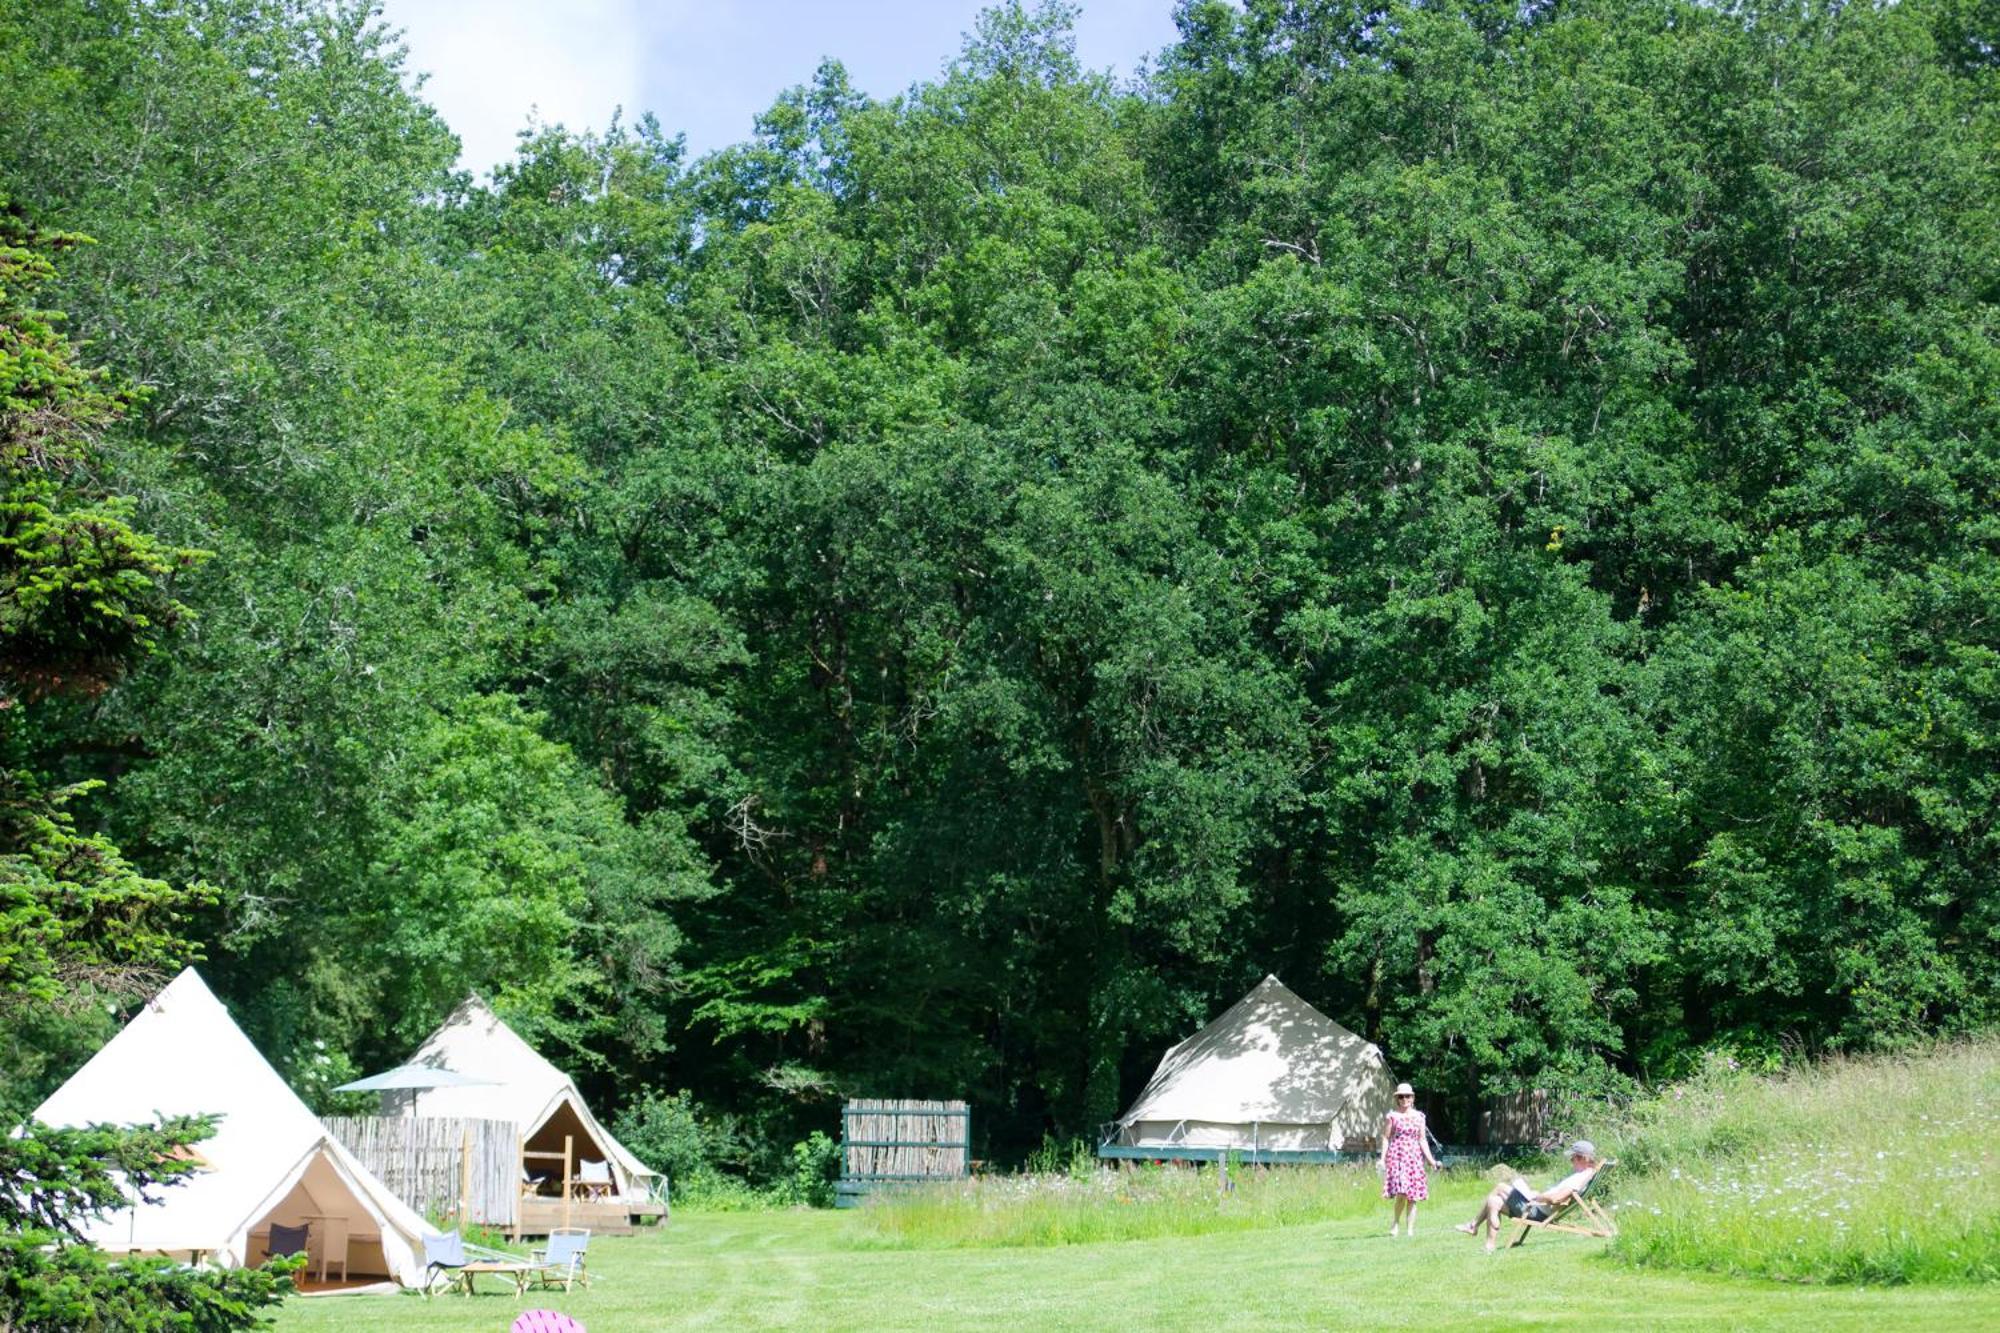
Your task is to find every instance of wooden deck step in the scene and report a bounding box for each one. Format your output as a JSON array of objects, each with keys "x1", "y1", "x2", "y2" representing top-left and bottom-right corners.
[{"x1": 515, "y1": 1197, "x2": 666, "y2": 1238}]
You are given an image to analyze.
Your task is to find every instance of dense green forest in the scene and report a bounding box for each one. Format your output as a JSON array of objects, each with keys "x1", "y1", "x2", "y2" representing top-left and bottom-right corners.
[{"x1": 2, "y1": 0, "x2": 1995, "y2": 1168}]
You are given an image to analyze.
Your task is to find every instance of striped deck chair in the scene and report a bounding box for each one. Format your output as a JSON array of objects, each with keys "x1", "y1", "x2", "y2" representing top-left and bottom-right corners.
[{"x1": 1509, "y1": 1160, "x2": 1618, "y2": 1247}]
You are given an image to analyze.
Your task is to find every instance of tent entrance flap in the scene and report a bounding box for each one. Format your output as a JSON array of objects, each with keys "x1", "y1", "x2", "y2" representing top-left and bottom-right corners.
[
  {"x1": 246, "y1": 1147, "x2": 395, "y2": 1277},
  {"x1": 522, "y1": 1099, "x2": 608, "y2": 1193}
]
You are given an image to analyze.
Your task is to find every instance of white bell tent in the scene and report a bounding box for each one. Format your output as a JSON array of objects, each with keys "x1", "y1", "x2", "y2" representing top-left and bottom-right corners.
[
  {"x1": 400, "y1": 995, "x2": 658, "y2": 1201},
  {"x1": 1108, "y1": 974, "x2": 1397, "y2": 1157},
  {"x1": 30, "y1": 968, "x2": 438, "y2": 1284}
]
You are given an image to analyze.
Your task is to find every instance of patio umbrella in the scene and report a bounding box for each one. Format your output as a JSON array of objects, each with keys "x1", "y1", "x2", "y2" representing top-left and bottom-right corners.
[{"x1": 333, "y1": 1065, "x2": 497, "y2": 1093}]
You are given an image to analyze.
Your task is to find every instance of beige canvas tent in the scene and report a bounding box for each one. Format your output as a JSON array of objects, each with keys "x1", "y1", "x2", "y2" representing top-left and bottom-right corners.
[
  {"x1": 1108, "y1": 974, "x2": 1396, "y2": 1156},
  {"x1": 400, "y1": 995, "x2": 659, "y2": 1211},
  {"x1": 31, "y1": 969, "x2": 439, "y2": 1286}
]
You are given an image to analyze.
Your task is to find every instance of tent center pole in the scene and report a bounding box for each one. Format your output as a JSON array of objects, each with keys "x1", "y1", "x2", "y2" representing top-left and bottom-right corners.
[{"x1": 562, "y1": 1134, "x2": 574, "y2": 1233}]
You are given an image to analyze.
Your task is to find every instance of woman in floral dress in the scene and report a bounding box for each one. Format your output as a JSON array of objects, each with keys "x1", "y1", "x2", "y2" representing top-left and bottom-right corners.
[{"x1": 1379, "y1": 1082, "x2": 1439, "y2": 1236}]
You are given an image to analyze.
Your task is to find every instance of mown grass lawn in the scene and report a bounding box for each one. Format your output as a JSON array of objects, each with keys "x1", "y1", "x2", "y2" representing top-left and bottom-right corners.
[{"x1": 275, "y1": 1187, "x2": 2000, "y2": 1332}]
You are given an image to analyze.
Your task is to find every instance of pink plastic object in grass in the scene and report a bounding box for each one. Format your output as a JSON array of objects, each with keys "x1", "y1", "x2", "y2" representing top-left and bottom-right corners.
[{"x1": 510, "y1": 1312, "x2": 585, "y2": 1333}]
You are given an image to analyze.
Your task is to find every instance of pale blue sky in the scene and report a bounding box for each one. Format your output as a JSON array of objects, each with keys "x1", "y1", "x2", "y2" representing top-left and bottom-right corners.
[{"x1": 379, "y1": 1, "x2": 1184, "y2": 179}]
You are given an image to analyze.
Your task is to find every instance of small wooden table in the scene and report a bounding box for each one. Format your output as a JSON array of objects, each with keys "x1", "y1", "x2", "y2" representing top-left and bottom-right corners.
[{"x1": 454, "y1": 1260, "x2": 534, "y2": 1297}]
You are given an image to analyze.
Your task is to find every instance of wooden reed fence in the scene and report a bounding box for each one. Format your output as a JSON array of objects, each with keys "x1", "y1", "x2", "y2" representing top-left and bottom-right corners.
[
  {"x1": 836, "y1": 1099, "x2": 969, "y2": 1207},
  {"x1": 1479, "y1": 1089, "x2": 1552, "y2": 1147},
  {"x1": 323, "y1": 1115, "x2": 518, "y2": 1228}
]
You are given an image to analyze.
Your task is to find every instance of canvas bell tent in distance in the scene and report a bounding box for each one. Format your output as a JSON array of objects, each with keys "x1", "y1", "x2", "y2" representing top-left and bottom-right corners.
[
  {"x1": 29, "y1": 969, "x2": 439, "y2": 1289},
  {"x1": 400, "y1": 995, "x2": 664, "y2": 1235},
  {"x1": 1101, "y1": 975, "x2": 1398, "y2": 1164}
]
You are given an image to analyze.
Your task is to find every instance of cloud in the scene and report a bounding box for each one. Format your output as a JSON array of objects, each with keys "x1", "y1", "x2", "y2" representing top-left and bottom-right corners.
[
  {"x1": 381, "y1": 0, "x2": 648, "y2": 178},
  {"x1": 379, "y1": 1, "x2": 1182, "y2": 177}
]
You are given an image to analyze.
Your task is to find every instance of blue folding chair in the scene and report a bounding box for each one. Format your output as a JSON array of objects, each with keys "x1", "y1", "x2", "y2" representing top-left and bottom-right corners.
[
  {"x1": 422, "y1": 1229, "x2": 467, "y2": 1298},
  {"x1": 530, "y1": 1229, "x2": 589, "y2": 1292},
  {"x1": 266, "y1": 1222, "x2": 310, "y2": 1266}
]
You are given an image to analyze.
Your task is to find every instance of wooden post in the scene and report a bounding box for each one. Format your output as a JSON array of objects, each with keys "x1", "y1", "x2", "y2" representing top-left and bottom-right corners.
[
  {"x1": 513, "y1": 1131, "x2": 525, "y2": 1242},
  {"x1": 458, "y1": 1126, "x2": 473, "y2": 1226},
  {"x1": 562, "y1": 1134, "x2": 574, "y2": 1233}
]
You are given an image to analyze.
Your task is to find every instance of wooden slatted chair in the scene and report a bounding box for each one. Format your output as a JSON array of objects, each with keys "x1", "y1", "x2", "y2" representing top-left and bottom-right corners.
[{"x1": 1508, "y1": 1159, "x2": 1618, "y2": 1247}]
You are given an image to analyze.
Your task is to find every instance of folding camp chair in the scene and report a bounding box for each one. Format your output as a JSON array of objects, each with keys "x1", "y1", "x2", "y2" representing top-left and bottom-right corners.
[
  {"x1": 530, "y1": 1228, "x2": 590, "y2": 1292},
  {"x1": 1508, "y1": 1160, "x2": 1618, "y2": 1247},
  {"x1": 422, "y1": 1229, "x2": 467, "y2": 1298},
  {"x1": 266, "y1": 1222, "x2": 310, "y2": 1266},
  {"x1": 574, "y1": 1158, "x2": 614, "y2": 1200},
  {"x1": 423, "y1": 1228, "x2": 533, "y2": 1298}
]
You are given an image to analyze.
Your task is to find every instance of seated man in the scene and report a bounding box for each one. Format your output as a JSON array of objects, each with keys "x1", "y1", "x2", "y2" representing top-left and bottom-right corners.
[{"x1": 1456, "y1": 1140, "x2": 1600, "y2": 1251}]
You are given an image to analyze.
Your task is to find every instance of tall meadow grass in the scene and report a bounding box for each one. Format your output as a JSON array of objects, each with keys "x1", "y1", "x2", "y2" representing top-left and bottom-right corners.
[
  {"x1": 852, "y1": 1160, "x2": 1456, "y2": 1249},
  {"x1": 850, "y1": 1042, "x2": 1996, "y2": 1282},
  {"x1": 1607, "y1": 1040, "x2": 1999, "y2": 1284}
]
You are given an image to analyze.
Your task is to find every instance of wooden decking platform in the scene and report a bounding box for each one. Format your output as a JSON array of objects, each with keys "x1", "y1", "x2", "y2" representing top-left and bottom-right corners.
[
  {"x1": 294, "y1": 1276, "x2": 397, "y2": 1297},
  {"x1": 515, "y1": 1196, "x2": 667, "y2": 1238}
]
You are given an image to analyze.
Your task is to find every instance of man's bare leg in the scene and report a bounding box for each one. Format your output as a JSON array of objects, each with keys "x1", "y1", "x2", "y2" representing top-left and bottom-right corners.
[
  {"x1": 1482, "y1": 1189, "x2": 1512, "y2": 1251},
  {"x1": 1460, "y1": 1185, "x2": 1506, "y2": 1234}
]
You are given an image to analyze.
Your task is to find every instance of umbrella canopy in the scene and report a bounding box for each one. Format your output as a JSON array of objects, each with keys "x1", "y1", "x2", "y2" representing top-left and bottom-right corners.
[{"x1": 334, "y1": 1065, "x2": 497, "y2": 1093}]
